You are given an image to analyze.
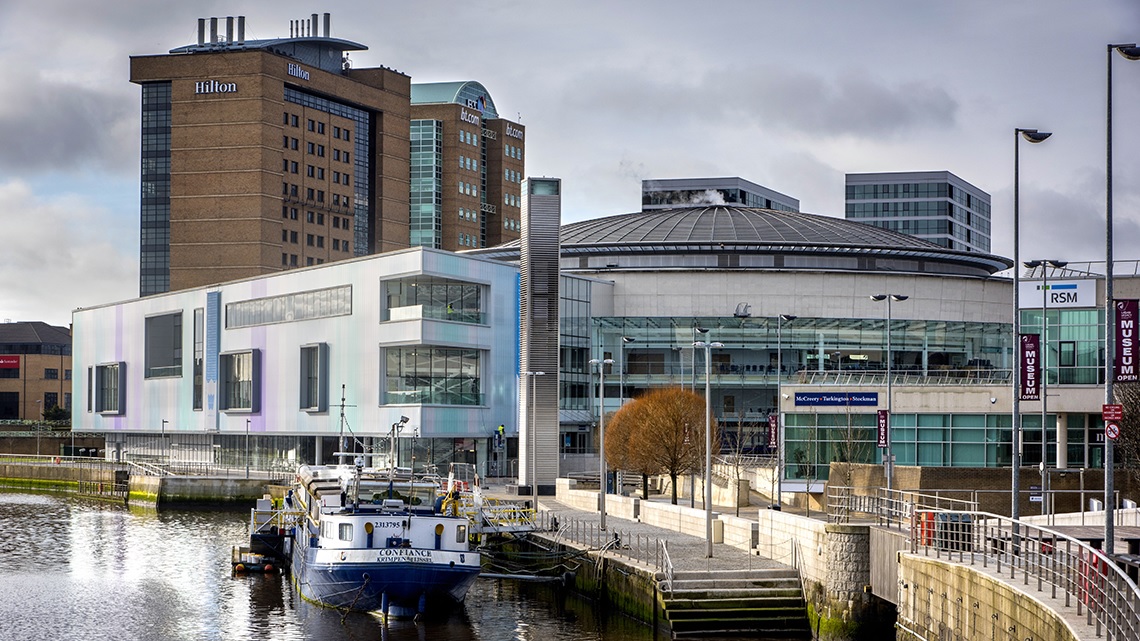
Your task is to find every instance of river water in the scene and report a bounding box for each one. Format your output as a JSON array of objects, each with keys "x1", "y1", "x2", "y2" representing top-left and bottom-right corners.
[{"x1": 0, "y1": 491, "x2": 679, "y2": 641}]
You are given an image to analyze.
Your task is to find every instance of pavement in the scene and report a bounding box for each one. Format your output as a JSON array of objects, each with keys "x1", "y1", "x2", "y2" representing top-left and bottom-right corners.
[{"x1": 481, "y1": 477, "x2": 794, "y2": 574}]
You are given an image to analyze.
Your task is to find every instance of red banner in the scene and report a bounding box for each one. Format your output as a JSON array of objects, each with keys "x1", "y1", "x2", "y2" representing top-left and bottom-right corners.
[
  {"x1": 1020, "y1": 333, "x2": 1040, "y2": 401},
  {"x1": 0, "y1": 355, "x2": 19, "y2": 368},
  {"x1": 767, "y1": 414, "x2": 779, "y2": 448},
  {"x1": 1115, "y1": 299, "x2": 1139, "y2": 383},
  {"x1": 877, "y1": 410, "x2": 889, "y2": 448}
]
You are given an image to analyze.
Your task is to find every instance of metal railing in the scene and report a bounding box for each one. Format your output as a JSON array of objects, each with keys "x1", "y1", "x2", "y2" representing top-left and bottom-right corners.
[
  {"x1": 535, "y1": 511, "x2": 669, "y2": 573},
  {"x1": 828, "y1": 487, "x2": 1140, "y2": 640},
  {"x1": 798, "y1": 369, "x2": 1011, "y2": 387},
  {"x1": 661, "y1": 540, "x2": 674, "y2": 593}
]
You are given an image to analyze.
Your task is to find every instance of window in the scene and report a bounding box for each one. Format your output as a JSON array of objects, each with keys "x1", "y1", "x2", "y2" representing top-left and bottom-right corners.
[
  {"x1": 282, "y1": 230, "x2": 289, "y2": 242},
  {"x1": 307, "y1": 165, "x2": 315, "y2": 178},
  {"x1": 300, "y1": 343, "x2": 328, "y2": 411},
  {"x1": 291, "y1": 114, "x2": 299, "y2": 127},
  {"x1": 145, "y1": 312, "x2": 182, "y2": 378},
  {"x1": 95, "y1": 363, "x2": 124, "y2": 414},
  {"x1": 334, "y1": 149, "x2": 341, "y2": 161},
  {"x1": 307, "y1": 211, "x2": 315, "y2": 223},
  {"x1": 64, "y1": 370, "x2": 71, "y2": 381},
  {"x1": 307, "y1": 119, "x2": 315, "y2": 131},
  {"x1": 44, "y1": 368, "x2": 59, "y2": 380},
  {"x1": 339, "y1": 523, "x2": 352, "y2": 541},
  {"x1": 44, "y1": 392, "x2": 58, "y2": 411},
  {"x1": 317, "y1": 236, "x2": 324, "y2": 248},
  {"x1": 307, "y1": 234, "x2": 314, "y2": 246},
  {"x1": 307, "y1": 142, "x2": 315, "y2": 154},
  {"x1": 334, "y1": 126, "x2": 341, "y2": 138},
  {"x1": 317, "y1": 213, "x2": 324, "y2": 225},
  {"x1": 333, "y1": 239, "x2": 340, "y2": 250},
  {"x1": 317, "y1": 122, "x2": 325, "y2": 135},
  {"x1": 220, "y1": 350, "x2": 259, "y2": 412},
  {"x1": 317, "y1": 145, "x2": 325, "y2": 157},
  {"x1": 291, "y1": 138, "x2": 298, "y2": 150}
]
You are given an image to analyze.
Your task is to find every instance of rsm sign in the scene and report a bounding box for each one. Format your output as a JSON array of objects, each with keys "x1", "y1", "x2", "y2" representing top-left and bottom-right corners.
[{"x1": 1018, "y1": 279, "x2": 1096, "y2": 309}]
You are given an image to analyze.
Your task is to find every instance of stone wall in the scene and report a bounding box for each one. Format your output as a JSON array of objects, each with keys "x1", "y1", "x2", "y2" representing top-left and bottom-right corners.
[{"x1": 897, "y1": 554, "x2": 1083, "y2": 641}]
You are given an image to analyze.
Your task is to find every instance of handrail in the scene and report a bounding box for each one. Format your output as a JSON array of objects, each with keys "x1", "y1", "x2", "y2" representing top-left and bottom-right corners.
[
  {"x1": 917, "y1": 511, "x2": 1140, "y2": 641},
  {"x1": 660, "y1": 540, "x2": 674, "y2": 594}
]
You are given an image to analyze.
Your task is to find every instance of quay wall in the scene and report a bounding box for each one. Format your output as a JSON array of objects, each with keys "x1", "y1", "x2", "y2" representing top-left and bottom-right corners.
[
  {"x1": 897, "y1": 554, "x2": 1082, "y2": 641},
  {"x1": 0, "y1": 462, "x2": 270, "y2": 506}
]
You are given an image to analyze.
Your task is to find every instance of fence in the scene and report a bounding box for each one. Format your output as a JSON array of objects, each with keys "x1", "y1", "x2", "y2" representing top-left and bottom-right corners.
[{"x1": 829, "y1": 486, "x2": 1140, "y2": 640}]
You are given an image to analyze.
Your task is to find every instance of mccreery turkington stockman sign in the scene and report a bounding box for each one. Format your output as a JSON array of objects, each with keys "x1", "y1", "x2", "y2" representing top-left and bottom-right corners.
[
  {"x1": 1115, "y1": 299, "x2": 1139, "y2": 383},
  {"x1": 1020, "y1": 333, "x2": 1041, "y2": 401}
]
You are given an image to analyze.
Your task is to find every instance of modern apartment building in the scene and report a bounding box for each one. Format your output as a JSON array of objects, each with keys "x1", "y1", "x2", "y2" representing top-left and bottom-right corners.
[
  {"x1": 130, "y1": 14, "x2": 413, "y2": 295},
  {"x1": 642, "y1": 177, "x2": 799, "y2": 212},
  {"x1": 410, "y1": 82, "x2": 525, "y2": 251},
  {"x1": 845, "y1": 171, "x2": 992, "y2": 252}
]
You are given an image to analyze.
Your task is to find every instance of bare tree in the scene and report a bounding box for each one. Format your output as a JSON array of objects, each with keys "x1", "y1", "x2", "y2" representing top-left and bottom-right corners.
[{"x1": 1110, "y1": 382, "x2": 1140, "y2": 489}]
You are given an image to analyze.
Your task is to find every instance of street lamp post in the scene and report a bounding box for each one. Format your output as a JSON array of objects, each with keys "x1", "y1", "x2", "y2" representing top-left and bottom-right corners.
[
  {"x1": 620, "y1": 336, "x2": 635, "y2": 406},
  {"x1": 1025, "y1": 259, "x2": 1066, "y2": 516},
  {"x1": 589, "y1": 358, "x2": 615, "y2": 530},
  {"x1": 161, "y1": 419, "x2": 169, "y2": 466},
  {"x1": 871, "y1": 294, "x2": 908, "y2": 491},
  {"x1": 693, "y1": 339, "x2": 723, "y2": 558},
  {"x1": 1106, "y1": 42, "x2": 1140, "y2": 555},
  {"x1": 35, "y1": 399, "x2": 42, "y2": 456},
  {"x1": 244, "y1": 418, "x2": 250, "y2": 478},
  {"x1": 776, "y1": 315, "x2": 796, "y2": 510},
  {"x1": 524, "y1": 371, "x2": 546, "y2": 498},
  {"x1": 692, "y1": 326, "x2": 709, "y2": 392},
  {"x1": 1013, "y1": 127, "x2": 1052, "y2": 522}
]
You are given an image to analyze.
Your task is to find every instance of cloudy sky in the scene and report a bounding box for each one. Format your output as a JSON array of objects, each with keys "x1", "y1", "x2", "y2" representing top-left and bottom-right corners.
[{"x1": 3, "y1": 0, "x2": 1140, "y2": 327}]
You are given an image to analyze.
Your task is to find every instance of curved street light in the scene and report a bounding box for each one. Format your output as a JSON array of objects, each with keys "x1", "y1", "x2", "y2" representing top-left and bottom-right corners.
[
  {"x1": 589, "y1": 358, "x2": 614, "y2": 530},
  {"x1": 870, "y1": 294, "x2": 908, "y2": 491},
  {"x1": 1012, "y1": 126, "x2": 1052, "y2": 523},
  {"x1": 775, "y1": 314, "x2": 796, "y2": 509},
  {"x1": 1024, "y1": 259, "x2": 1067, "y2": 516},
  {"x1": 1105, "y1": 42, "x2": 1139, "y2": 554},
  {"x1": 693, "y1": 339, "x2": 723, "y2": 558}
]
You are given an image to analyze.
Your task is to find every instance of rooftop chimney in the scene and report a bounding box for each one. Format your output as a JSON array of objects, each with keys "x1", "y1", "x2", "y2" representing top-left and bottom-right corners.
[{"x1": 197, "y1": 18, "x2": 206, "y2": 46}]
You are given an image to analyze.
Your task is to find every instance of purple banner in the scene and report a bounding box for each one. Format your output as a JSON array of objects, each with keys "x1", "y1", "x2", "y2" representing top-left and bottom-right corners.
[
  {"x1": 1020, "y1": 333, "x2": 1040, "y2": 401},
  {"x1": 1115, "y1": 299, "x2": 1139, "y2": 383},
  {"x1": 877, "y1": 410, "x2": 889, "y2": 448},
  {"x1": 768, "y1": 414, "x2": 779, "y2": 448}
]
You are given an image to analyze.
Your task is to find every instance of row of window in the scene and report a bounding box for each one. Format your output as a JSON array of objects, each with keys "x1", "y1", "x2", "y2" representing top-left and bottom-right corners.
[
  {"x1": 503, "y1": 218, "x2": 520, "y2": 231},
  {"x1": 458, "y1": 233, "x2": 478, "y2": 247},
  {"x1": 459, "y1": 181, "x2": 478, "y2": 198},
  {"x1": 93, "y1": 341, "x2": 485, "y2": 417},
  {"x1": 0, "y1": 368, "x2": 72, "y2": 380},
  {"x1": 281, "y1": 136, "x2": 352, "y2": 165},
  {"x1": 459, "y1": 155, "x2": 478, "y2": 172},
  {"x1": 504, "y1": 169, "x2": 521, "y2": 183},
  {"x1": 460, "y1": 129, "x2": 479, "y2": 146},
  {"x1": 459, "y1": 207, "x2": 478, "y2": 222},
  {"x1": 282, "y1": 113, "x2": 352, "y2": 143},
  {"x1": 504, "y1": 143, "x2": 522, "y2": 160},
  {"x1": 504, "y1": 193, "x2": 520, "y2": 208}
]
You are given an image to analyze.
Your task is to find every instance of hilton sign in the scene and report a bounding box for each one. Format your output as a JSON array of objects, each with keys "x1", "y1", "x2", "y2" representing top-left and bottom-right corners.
[{"x1": 195, "y1": 80, "x2": 237, "y2": 95}]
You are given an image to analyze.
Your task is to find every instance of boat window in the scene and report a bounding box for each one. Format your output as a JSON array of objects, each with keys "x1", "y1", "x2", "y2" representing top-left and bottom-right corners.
[
  {"x1": 455, "y1": 524, "x2": 466, "y2": 544},
  {"x1": 339, "y1": 523, "x2": 352, "y2": 541}
]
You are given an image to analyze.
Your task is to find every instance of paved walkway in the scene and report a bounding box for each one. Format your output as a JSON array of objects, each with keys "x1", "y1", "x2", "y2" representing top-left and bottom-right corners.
[{"x1": 482, "y1": 478, "x2": 791, "y2": 575}]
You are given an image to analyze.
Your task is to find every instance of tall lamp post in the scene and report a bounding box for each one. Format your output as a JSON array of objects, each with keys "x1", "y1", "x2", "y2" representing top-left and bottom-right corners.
[
  {"x1": 1106, "y1": 42, "x2": 1140, "y2": 555},
  {"x1": 692, "y1": 326, "x2": 709, "y2": 392},
  {"x1": 693, "y1": 339, "x2": 723, "y2": 558},
  {"x1": 524, "y1": 371, "x2": 545, "y2": 497},
  {"x1": 775, "y1": 314, "x2": 796, "y2": 509},
  {"x1": 245, "y1": 418, "x2": 251, "y2": 478},
  {"x1": 589, "y1": 358, "x2": 615, "y2": 530},
  {"x1": 620, "y1": 336, "x2": 635, "y2": 406},
  {"x1": 1013, "y1": 127, "x2": 1052, "y2": 522},
  {"x1": 1025, "y1": 259, "x2": 1067, "y2": 516},
  {"x1": 871, "y1": 294, "x2": 908, "y2": 491}
]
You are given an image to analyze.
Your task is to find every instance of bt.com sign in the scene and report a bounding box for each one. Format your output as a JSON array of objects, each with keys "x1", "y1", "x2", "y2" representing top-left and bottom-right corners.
[{"x1": 1017, "y1": 279, "x2": 1096, "y2": 309}]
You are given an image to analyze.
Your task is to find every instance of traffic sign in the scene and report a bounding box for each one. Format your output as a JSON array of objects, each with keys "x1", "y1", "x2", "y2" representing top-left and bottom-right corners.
[
  {"x1": 1103, "y1": 404, "x2": 1124, "y2": 421},
  {"x1": 1106, "y1": 421, "x2": 1121, "y2": 441}
]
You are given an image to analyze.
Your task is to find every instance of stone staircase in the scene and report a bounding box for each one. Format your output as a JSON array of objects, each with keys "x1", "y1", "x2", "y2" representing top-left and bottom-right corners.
[{"x1": 658, "y1": 568, "x2": 810, "y2": 638}]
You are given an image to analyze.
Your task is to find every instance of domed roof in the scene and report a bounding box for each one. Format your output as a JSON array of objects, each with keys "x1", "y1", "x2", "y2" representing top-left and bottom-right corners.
[
  {"x1": 470, "y1": 206, "x2": 1012, "y2": 276},
  {"x1": 558, "y1": 206, "x2": 939, "y2": 248}
]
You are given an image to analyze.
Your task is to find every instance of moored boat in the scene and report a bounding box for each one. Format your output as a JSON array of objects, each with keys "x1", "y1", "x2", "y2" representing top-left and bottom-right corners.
[{"x1": 267, "y1": 458, "x2": 481, "y2": 619}]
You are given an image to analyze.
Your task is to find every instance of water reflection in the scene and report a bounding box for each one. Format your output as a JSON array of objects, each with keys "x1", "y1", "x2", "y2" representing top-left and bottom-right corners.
[{"x1": 0, "y1": 492, "x2": 659, "y2": 641}]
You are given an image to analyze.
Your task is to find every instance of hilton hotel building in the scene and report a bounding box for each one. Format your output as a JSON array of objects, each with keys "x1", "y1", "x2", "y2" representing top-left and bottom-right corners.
[{"x1": 130, "y1": 14, "x2": 524, "y2": 296}]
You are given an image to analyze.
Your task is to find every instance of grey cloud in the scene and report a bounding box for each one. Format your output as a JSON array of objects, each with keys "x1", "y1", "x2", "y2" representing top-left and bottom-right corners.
[{"x1": 0, "y1": 72, "x2": 136, "y2": 173}]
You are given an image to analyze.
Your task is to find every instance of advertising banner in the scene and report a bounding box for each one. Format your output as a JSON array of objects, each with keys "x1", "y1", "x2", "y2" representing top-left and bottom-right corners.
[
  {"x1": 1114, "y1": 299, "x2": 1139, "y2": 383},
  {"x1": 768, "y1": 414, "x2": 778, "y2": 448},
  {"x1": 0, "y1": 355, "x2": 19, "y2": 368},
  {"x1": 1020, "y1": 333, "x2": 1040, "y2": 401},
  {"x1": 877, "y1": 410, "x2": 889, "y2": 448}
]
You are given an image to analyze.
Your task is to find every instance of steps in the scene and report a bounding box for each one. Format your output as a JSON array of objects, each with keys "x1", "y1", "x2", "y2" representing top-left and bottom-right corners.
[{"x1": 659, "y1": 568, "x2": 810, "y2": 638}]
